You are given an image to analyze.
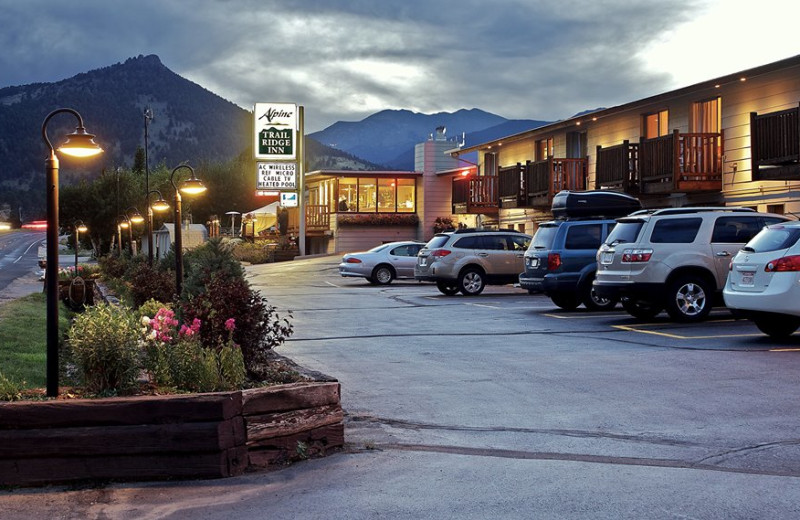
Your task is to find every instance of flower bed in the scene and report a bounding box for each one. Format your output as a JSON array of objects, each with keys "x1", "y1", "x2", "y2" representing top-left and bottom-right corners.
[{"x1": 0, "y1": 379, "x2": 343, "y2": 486}]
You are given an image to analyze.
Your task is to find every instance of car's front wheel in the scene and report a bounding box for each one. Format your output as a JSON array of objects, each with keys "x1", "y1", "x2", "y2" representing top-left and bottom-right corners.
[
  {"x1": 621, "y1": 298, "x2": 663, "y2": 319},
  {"x1": 372, "y1": 265, "x2": 394, "y2": 285},
  {"x1": 752, "y1": 313, "x2": 800, "y2": 338},
  {"x1": 436, "y1": 281, "x2": 459, "y2": 296},
  {"x1": 458, "y1": 268, "x2": 486, "y2": 296},
  {"x1": 665, "y1": 275, "x2": 713, "y2": 322}
]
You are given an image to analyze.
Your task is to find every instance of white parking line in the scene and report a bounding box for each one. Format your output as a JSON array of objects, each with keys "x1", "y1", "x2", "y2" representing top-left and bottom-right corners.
[{"x1": 325, "y1": 281, "x2": 340, "y2": 287}]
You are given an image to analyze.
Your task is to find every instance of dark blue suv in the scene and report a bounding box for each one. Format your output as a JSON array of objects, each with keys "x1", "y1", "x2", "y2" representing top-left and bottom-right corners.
[
  {"x1": 519, "y1": 219, "x2": 618, "y2": 310},
  {"x1": 518, "y1": 190, "x2": 641, "y2": 310}
]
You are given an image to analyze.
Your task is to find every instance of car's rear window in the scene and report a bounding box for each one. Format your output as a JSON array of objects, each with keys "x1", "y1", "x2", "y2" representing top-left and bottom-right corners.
[
  {"x1": 604, "y1": 220, "x2": 644, "y2": 246},
  {"x1": 565, "y1": 224, "x2": 603, "y2": 250},
  {"x1": 425, "y1": 235, "x2": 451, "y2": 249},
  {"x1": 649, "y1": 217, "x2": 702, "y2": 243},
  {"x1": 743, "y1": 226, "x2": 800, "y2": 253},
  {"x1": 530, "y1": 225, "x2": 558, "y2": 249}
]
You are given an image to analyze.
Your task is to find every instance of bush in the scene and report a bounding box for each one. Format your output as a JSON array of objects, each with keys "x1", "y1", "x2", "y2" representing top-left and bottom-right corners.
[
  {"x1": 0, "y1": 372, "x2": 23, "y2": 401},
  {"x1": 98, "y1": 253, "x2": 130, "y2": 279},
  {"x1": 127, "y1": 261, "x2": 176, "y2": 306},
  {"x1": 180, "y1": 274, "x2": 293, "y2": 378},
  {"x1": 67, "y1": 304, "x2": 141, "y2": 394},
  {"x1": 182, "y1": 239, "x2": 243, "y2": 297},
  {"x1": 232, "y1": 241, "x2": 275, "y2": 264}
]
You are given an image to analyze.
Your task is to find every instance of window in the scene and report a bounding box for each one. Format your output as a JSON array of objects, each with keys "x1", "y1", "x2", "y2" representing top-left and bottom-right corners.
[
  {"x1": 479, "y1": 236, "x2": 509, "y2": 250},
  {"x1": 337, "y1": 177, "x2": 416, "y2": 213},
  {"x1": 643, "y1": 110, "x2": 669, "y2": 138},
  {"x1": 390, "y1": 244, "x2": 422, "y2": 257},
  {"x1": 711, "y1": 217, "x2": 761, "y2": 243},
  {"x1": 454, "y1": 236, "x2": 480, "y2": 249},
  {"x1": 605, "y1": 220, "x2": 643, "y2": 245},
  {"x1": 508, "y1": 234, "x2": 531, "y2": 251},
  {"x1": 767, "y1": 204, "x2": 785, "y2": 215},
  {"x1": 649, "y1": 218, "x2": 702, "y2": 243},
  {"x1": 358, "y1": 178, "x2": 376, "y2": 212},
  {"x1": 484, "y1": 152, "x2": 498, "y2": 176},
  {"x1": 397, "y1": 179, "x2": 415, "y2": 212},
  {"x1": 565, "y1": 224, "x2": 603, "y2": 249},
  {"x1": 338, "y1": 178, "x2": 357, "y2": 212},
  {"x1": 536, "y1": 138, "x2": 553, "y2": 161},
  {"x1": 691, "y1": 97, "x2": 720, "y2": 133}
]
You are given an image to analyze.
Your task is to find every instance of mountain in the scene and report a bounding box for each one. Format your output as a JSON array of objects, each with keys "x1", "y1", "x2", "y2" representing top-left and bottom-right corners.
[
  {"x1": 310, "y1": 108, "x2": 517, "y2": 167},
  {"x1": 0, "y1": 55, "x2": 382, "y2": 218},
  {"x1": 383, "y1": 118, "x2": 551, "y2": 170}
]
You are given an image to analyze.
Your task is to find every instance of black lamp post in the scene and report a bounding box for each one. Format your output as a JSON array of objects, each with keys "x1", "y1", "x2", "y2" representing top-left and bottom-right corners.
[
  {"x1": 170, "y1": 164, "x2": 206, "y2": 296},
  {"x1": 118, "y1": 215, "x2": 130, "y2": 254},
  {"x1": 73, "y1": 220, "x2": 88, "y2": 272},
  {"x1": 42, "y1": 108, "x2": 102, "y2": 397},
  {"x1": 145, "y1": 189, "x2": 170, "y2": 259},
  {"x1": 143, "y1": 107, "x2": 154, "y2": 265}
]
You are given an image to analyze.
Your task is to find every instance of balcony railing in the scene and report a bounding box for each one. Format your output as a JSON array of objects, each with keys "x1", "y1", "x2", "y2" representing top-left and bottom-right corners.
[
  {"x1": 452, "y1": 175, "x2": 498, "y2": 214},
  {"x1": 498, "y1": 163, "x2": 526, "y2": 208},
  {"x1": 751, "y1": 106, "x2": 800, "y2": 180},
  {"x1": 305, "y1": 204, "x2": 330, "y2": 232},
  {"x1": 525, "y1": 158, "x2": 588, "y2": 208},
  {"x1": 638, "y1": 130, "x2": 723, "y2": 193},
  {"x1": 596, "y1": 141, "x2": 639, "y2": 193}
]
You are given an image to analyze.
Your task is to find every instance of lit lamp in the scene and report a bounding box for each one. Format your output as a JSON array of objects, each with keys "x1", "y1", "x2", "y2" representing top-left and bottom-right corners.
[
  {"x1": 145, "y1": 190, "x2": 170, "y2": 261},
  {"x1": 73, "y1": 220, "x2": 88, "y2": 271},
  {"x1": 42, "y1": 108, "x2": 103, "y2": 397},
  {"x1": 117, "y1": 215, "x2": 130, "y2": 255},
  {"x1": 170, "y1": 164, "x2": 206, "y2": 295},
  {"x1": 125, "y1": 206, "x2": 144, "y2": 255}
]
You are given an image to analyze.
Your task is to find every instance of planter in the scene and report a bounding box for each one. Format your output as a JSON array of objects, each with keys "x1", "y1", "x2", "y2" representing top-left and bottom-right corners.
[
  {"x1": 57, "y1": 278, "x2": 96, "y2": 307},
  {"x1": 0, "y1": 381, "x2": 343, "y2": 486}
]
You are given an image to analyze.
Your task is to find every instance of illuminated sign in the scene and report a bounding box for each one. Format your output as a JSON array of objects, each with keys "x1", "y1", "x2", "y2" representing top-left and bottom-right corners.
[
  {"x1": 280, "y1": 191, "x2": 298, "y2": 207},
  {"x1": 254, "y1": 102, "x2": 297, "y2": 160},
  {"x1": 256, "y1": 162, "x2": 297, "y2": 190}
]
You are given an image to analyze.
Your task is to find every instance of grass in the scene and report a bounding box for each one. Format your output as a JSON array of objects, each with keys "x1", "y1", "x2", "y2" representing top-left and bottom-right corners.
[{"x1": 0, "y1": 293, "x2": 73, "y2": 389}]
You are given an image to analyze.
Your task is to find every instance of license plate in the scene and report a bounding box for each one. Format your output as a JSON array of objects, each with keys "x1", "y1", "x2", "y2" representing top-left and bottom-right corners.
[
  {"x1": 601, "y1": 252, "x2": 614, "y2": 264},
  {"x1": 419, "y1": 258, "x2": 427, "y2": 267},
  {"x1": 741, "y1": 271, "x2": 755, "y2": 286},
  {"x1": 528, "y1": 258, "x2": 539, "y2": 268}
]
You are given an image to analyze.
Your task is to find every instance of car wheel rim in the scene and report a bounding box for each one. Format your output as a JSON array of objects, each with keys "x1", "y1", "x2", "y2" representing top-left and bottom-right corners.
[
  {"x1": 591, "y1": 288, "x2": 611, "y2": 306},
  {"x1": 376, "y1": 269, "x2": 391, "y2": 283},
  {"x1": 676, "y1": 283, "x2": 706, "y2": 316},
  {"x1": 463, "y1": 273, "x2": 482, "y2": 293}
]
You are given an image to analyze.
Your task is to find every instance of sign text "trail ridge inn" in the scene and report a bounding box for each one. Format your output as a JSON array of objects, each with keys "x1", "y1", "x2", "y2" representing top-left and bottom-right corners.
[{"x1": 254, "y1": 103, "x2": 298, "y2": 160}]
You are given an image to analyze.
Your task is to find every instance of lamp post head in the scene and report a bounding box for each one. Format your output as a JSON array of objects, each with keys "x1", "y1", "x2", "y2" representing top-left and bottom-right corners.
[
  {"x1": 170, "y1": 164, "x2": 207, "y2": 195},
  {"x1": 76, "y1": 222, "x2": 88, "y2": 233},
  {"x1": 126, "y1": 207, "x2": 145, "y2": 224},
  {"x1": 56, "y1": 126, "x2": 103, "y2": 158}
]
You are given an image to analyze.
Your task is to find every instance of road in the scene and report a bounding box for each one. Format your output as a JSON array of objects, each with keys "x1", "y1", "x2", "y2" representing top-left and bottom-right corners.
[
  {"x1": 2, "y1": 254, "x2": 800, "y2": 519},
  {"x1": 0, "y1": 230, "x2": 45, "y2": 303}
]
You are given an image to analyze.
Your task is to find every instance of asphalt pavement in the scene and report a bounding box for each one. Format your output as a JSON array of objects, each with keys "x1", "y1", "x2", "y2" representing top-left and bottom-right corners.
[{"x1": 3, "y1": 254, "x2": 800, "y2": 519}]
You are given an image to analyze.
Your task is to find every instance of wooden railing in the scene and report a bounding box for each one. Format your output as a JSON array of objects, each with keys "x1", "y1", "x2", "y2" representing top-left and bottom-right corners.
[
  {"x1": 638, "y1": 130, "x2": 723, "y2": 193},
  {"x1": 498, "y1": 163, "x2": 526, "y2": 208},
  {"x1": 522, "y1": 158, "x2": 587, "y2": 208},
  {"x1": 452, "y1": 176, "x2": 498, "y2": 214},
  {"x1": 751, "y1": 106, "x2": 800, "y2": 180},
  {"x1": 596, "y1": 141, "x2": 639, "y2": 192},
  {"x1": 305, "y1": 204, "x2": 330, "y2": 231}
]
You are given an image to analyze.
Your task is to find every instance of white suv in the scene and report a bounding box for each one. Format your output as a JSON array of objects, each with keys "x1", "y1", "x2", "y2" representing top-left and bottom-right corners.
[{"x1": 593, "y1": 208, "x2": 788, "y2": 322}]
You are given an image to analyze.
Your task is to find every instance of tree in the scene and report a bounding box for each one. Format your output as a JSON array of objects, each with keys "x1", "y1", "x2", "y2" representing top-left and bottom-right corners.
[{"x1": 132, "y1": 146, "x2": 146, "y2": 175}]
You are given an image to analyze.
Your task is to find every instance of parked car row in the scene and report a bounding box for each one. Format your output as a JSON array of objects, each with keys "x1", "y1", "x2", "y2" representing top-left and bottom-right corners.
[{"x1": 339, "y1": 191, "x2": 798, "y2": 337}]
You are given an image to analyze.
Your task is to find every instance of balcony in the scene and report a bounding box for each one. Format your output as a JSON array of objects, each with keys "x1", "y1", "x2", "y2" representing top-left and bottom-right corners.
[
  {"x1": 751, "y1": 106, "x2": 800, "y2": 181},
  {"x1": 595, "y1": 141, "x2": 639, "y2": 193},
  {"x1": 497, "y1": 158, "x2": 587, "y2": 209},
  {"x1": 452, "y1": 175, "x2": 499, "y2": 215},
  {"x1": 305, "y1": 204, "x2": 331, "y2": 234},
  {"x1": 638, "y1": 130, "x2": 723, "y2": 194}
]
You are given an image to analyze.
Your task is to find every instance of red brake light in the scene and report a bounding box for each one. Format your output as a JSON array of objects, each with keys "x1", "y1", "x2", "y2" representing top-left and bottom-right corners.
[
  {"x1": 547, "y1": 252, "x2": 561, "y2": 271},
  {"x1": 431, "y1": 249, "x2": 452, "y2": 257},
  {"x1": 622, "y1": 249, "x2": 653, "y2": 263},
  {"x1": 346, "y1": 258, "x2": 362, "y2": 264},
  {"x1": 765, "y1": 255, "x2": 800, "y2": 272}
]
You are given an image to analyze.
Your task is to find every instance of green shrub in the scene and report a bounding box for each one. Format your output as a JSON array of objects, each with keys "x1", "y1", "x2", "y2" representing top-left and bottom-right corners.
[
  {"x1": 0, "y1": 372, "x2": 23, "y2": 401},
  {"x1": 232, "y1": 241, "x2": 275, "y2": 264},
  {"x1": 127, "y1": 260, "x2": 176, "y2": 306},
  {"x1": 98, "y1": 253, "x2": 130, "y2": 279},
  {"x1": 182, "y1": 239, "x2": 243, "y2": 297},
  {"x1": 67, "y1": 304, "x2": 141, "y2": 393}
]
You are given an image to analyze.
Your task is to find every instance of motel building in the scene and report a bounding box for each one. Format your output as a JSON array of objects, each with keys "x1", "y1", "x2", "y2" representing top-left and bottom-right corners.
[{"x1": 300, "y1": 54, "x2": 800, "y2": 255}]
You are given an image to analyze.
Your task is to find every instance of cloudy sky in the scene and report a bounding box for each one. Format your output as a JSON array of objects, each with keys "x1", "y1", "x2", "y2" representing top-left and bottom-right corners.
[{"x1": 2, "y1": 0, "x2": 798, "y2": 132}]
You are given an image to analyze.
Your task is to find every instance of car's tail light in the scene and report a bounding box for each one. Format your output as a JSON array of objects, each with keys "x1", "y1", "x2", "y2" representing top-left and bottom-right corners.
[
  {"x1": 346, "y1": 258, "x2": 362, "y2": 264},
  {"x1": 622, "y1": 249, "x2": 653, "y2": 263},
  {"x1": 547, "y1": 252, "x2": 562, "y2": 271},
  {"x1": 765, "y1": 255, "x2": 800, "y2": 272},
  {"x1": 431, "y1": 249, "x2": 452, "y2": 257}
]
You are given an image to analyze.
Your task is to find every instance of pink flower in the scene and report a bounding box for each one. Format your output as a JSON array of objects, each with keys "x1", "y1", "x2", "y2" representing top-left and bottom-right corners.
[{"x1": 224, "y1": 318, "x2": 236, "y2": 332}]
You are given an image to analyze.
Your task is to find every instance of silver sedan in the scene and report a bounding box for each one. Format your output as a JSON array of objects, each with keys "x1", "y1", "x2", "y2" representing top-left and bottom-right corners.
[{"x1": 339, "y1": 241, "x2": 424, "y2": 285}]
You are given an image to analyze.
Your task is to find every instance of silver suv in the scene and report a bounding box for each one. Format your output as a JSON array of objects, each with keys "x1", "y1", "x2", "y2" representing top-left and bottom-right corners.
[
  {"x1": 593, "y1": 208, "x2": 788, "y2": 322},
  {"x1": 415, "y1": 229, "x2": 531, "y2": 295}
]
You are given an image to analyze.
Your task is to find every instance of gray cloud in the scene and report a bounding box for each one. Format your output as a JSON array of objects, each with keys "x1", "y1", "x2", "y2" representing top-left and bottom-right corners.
[{"x1": 0, "y1": 0, "x2": 720, "y2": 132}]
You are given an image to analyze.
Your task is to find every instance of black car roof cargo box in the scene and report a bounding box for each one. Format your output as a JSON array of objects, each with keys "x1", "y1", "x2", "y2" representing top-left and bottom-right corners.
[{"x1": 551, "y1": 190, "x2": 641, "y2": 219}]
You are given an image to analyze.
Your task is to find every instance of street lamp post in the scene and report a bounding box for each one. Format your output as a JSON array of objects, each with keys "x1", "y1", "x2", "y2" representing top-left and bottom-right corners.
[
  {"x1": 42, "y1": 108, "x2": 102, "y2": 397},
  {"x1": 143, "y1": 107, "x2": 154, "y2": 265},
  {"x1": 118, "y1": 216, "x2": 130, "y2": 254},
  {"x1": 125, "y1": 206, "x2": 144, "y2": 255},
  {"x1": 73, "y1": 220, "x2": 88, "y2": 272},
  {"x1": 145, "y1": 190, "x2": 170, "y2": 259},
  {"x1": 170, "y1": 164, "x2": 206, "y2": 296}
]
